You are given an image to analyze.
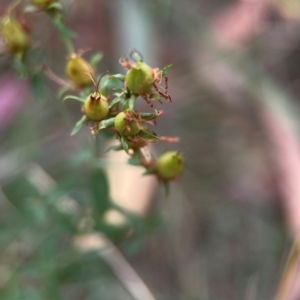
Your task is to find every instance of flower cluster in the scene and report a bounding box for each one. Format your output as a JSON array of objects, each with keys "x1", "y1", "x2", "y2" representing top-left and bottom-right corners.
[
  {"x1": 0, "y1": 1, "x2": 183, "y2": 190},
  {"x1": 64, "y1": 50, "x2": 183, "y2": 186}
]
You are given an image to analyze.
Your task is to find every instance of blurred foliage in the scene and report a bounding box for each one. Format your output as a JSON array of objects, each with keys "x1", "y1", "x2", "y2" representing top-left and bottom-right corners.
[{"x1": 1, "y1": 0, "x2": 300, "y2": 299}]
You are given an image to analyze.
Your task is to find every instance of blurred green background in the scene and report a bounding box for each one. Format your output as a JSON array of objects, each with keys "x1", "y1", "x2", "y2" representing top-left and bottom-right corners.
[{"x1": 1, "y1": 0, "x2": 300, "y2": 299}]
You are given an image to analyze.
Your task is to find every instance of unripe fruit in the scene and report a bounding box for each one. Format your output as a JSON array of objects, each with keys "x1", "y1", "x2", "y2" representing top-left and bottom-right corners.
[
  {"x1": 156, "y1": 151, "x2": 183, "y2": 180},
  {"x1": 125, "y1": 61, "x2": 153, "y2": 95},
  {"x1": 114, "y1": 111, "x2": 140, "y2": 136},
  {"x1": 1, "y1": 18, "x2": 29, "y2": 53},
  {"x1": 31, "y1": 0, "x2": 55, "y2": 8},
  {"x1": 84, "y1": 92, "x2": 109, "y2": 121},
  {"x1": 66, "y1": 54, "x2": 93, "y2": 88}
]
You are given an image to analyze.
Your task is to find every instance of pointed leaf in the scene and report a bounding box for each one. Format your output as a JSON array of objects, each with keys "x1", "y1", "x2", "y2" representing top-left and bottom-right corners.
[
  {"x1": 121, "y1": 136, "x2": 129, "y2": 153},
  {"x1": 63, "y1": 95, "x2": 85, "y2": 103},
  {"x1": 89, "y1": 52, "x2": 103, "y2": 68},
  {"x1": 52, "y1": 16, "x2": 76, "y2": 38},
  {"x1": 108, "y1": 97, "x2": 121, "y2": 109},
  {"x1": 71, "y1": 115, "x2": 88, "y2": 136},
  {"x1": 24, "y1": 5, "x2": 37, "y2": 13},
  {"x1": 58, "y1": 86, "x2": 72, "y2": 98},
  {"x1": 163, "y1": 181, "x2": 170, "y2": 196},
  {"x1": 131, "y1": 51, "x2": 143, "y2": 62},
  {"x1": 31, "y1": 73, "x2": 46, "y2": 103},
  {"x1": 90, "y1": 169, "x2": 110, "y2": 217},
  {"x1": 109, "y1": 74, "x2": 125, "y2": 82},
  {"x1": 152, "y1": 92, "x2": 162, "y2": 104},
  {"x1": 47, "y1": 2, "x2": 63, "y2": 10},
  {"x1": 142, "y1": 169, "x2": 153, "y2": 176},
  {"x1": 129, "y1": 94, "x2": 137, "y2": 111},
  {"x1": 140, "y1": 110, "x2": 160, "y2": 120},
  {"x1": 113, "y1": 87, "x2": 127, "y2": 92},
  {"x1": 98, "y1": 117, "x2": 115, "y2": 130},
  {"x1": 138, "y1": 130, "x2": 159, "y2": 140},
  {"x1": 105, "y1": 144, "x2": 123, "y2": 152},
  {"x1": 127, "y1": 157, "x2": 141, "y2": 166},
  {"x1": 161, "y1": 64, "x2": 172, "y2": 77}
]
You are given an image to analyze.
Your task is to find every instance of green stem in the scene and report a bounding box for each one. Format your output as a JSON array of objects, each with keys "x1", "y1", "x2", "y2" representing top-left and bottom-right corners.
[{"x1": 61, "y1": 36, "x2": 75, "y2": 55}]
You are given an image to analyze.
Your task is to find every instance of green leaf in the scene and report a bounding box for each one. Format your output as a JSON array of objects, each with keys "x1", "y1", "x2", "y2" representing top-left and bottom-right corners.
[
  {"x1": 63, "y1": 95, "x2": 85, "y2": 103},
  {"x1": 120, "y1": 97, "x2": 128, "y2": 110},
  {"x1": 23, "y1": 5, "x2": 37, "y2": 13},
  {"x1": 71, "y1": 115, "x2": 88, "y2": 136},
  {"x1": 151, "y1": 92, "x2": 162, "y2": 104},
  {"x1": 127, "y1": 157, "x2": 141, "y2": 166},
  {"x1": 52, "y1": 16, "x2": 76, "y2": 38},
  {"x1": 109, "y1": 74, "x2": 125, "y2": 82},
  {"x1": 129, "y1": 94, "x2": 137, "y2": 111},
  {"x1": 163, "y1": 181, "x2": 170, "y2": 196},
  {"x1": 99, "y1": 74, "x2": 109, "y2": 96},
  {"x1": 90, "y1": 169, "x2": 110, "y2": 217},
  {"x1": 105, "y1": 144, "x2": 123, "y2": 152},
  {"x1": 58, "y1": 86, "x2": 72, "y2": 98},
  {"x1": 140, "y1": 110, "x2": 160, "y2": 120},
  {"x1": 31, "y1": 73, "x2": 46, "y2": 103},
  {"x1": 108, "y1": 97, "x2": 121, "y2": 109},
  {"x1": 161, "y1": 64, "x2": 172, "y2": 77},
  {"x1": 112, "y1": 87, "x2": 127, "y2": 92},
  {"x1": 89, "y1": 52, "x2": 103, "y2": 68},
  {"x1": 142, "y1": 169, "x2": 153, "y2": 176},
  {"x1": 98, "y1": 117, "x2": 115, "y2": 130},
  {"x1": 131, "y1": 50, "x2": 143, "y2": 62},
  {"x1": 138, "y1": 130, "x2": 159, "y2": 140},
  {"x1": 121, "y1": 136, "x2": 129, "y2": 153},
  {"x1": 47, "y1": 2, "x2": 64, "y2": 11}
]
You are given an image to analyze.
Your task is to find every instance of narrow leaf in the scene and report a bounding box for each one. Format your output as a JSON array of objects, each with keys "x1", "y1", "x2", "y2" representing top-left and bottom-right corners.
[
  {"x1": 161, "y1": 64, "x2": 172, "y2": 77},
  {"x1": 23, "y1": 5, "x2": 37, "y2": 13},
  {"x1": 121, "y1": 136, "x2": 129, "y2": 153},
  {"x1": 52, "y1": 16, "x2": 76, "y2": 38},
  {"x1": 105, "y1": 144, "x2": 123, "y2": 152},
  {"x1": 138, "y1": 130, "x2": 159, "y2": 140},
  {"x1": 109, "y1": 74, "x2": 125, "y2": 82},
  {"x1": 63, "y1": 95, "x2": 85, "y2": 103},
  {"x1": 71, "y1": 115, "x2": 87, "y2": 136},
  {"x1": 131, "y1": 51, "x2": 143, "y2": 62},
  {"x1": 112, "y1": 87, "x2": 127, "y2": 92},
  {"x1": 90, "y1": 169, "x2": 110, "y2": 217},
  {"x1": 140, "y1": 110, "x2": 159, "y2": 120},
  {"x1": 152, "y1": 92, "x2": 162, "y2": 104},
  {"x1": 58, "y1": 86, "x2": 72, "y2": 98},
  {"x1": 108, "y1": 97, "x2": 121, "y2": 109},
  {"x1": 89, "y1": 52, "x2": 103, "y2": 68},
  {"x1": 129, "y1": 94, "x2": 137, "y2": 111},
  {"x1": 98, "y1": 117, "x2": 115, "y2": 130},
  {"x1": 163, "y1": 181, "x2": 170, "y2": 196},
  {"x1": 31, "y1": 73, "x2": 46, "y2": 103},
  {"x1": 47, "y1": 2, "x2": 63, "y2": 10},
  {"x1": 127, "y1": 157, "x2": 141, "y2": 166}
]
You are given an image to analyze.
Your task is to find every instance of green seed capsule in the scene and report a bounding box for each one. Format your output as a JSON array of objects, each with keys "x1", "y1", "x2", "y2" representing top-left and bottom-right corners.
[
  {"x1": 114, "y1": 111, "x2": 140, "y2": 136},
  {"x1": 31, "y1": 0, "x2": 55, "y2": 8},
  {"x1": 125, "y1": 61, "x2": 153, "y2": 95},
  {"x1": 1, "y1": 17, "x2": 29, "y2": 53},
  {"x1": 66, "y1": 54, "x2": 93, "y2": 88},
  {"x1": 84, "y1": 92, "x2": 109, "y2": 121},
  {"x1": 156, "y1": 151, "x2": 183, "y2": 180}
]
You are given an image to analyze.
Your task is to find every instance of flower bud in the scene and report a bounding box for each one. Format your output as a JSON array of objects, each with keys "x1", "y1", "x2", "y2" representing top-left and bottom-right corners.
[
  {"x1": 125, "y1": 61, "x2": 154, "y2": 95},
  {"x1": 114, "y1": 110, "x2": 140, "y2": 136},
  {"x1": 1, "y1": 17, "x2": 29, "y2": 54},
  {"x1": 156, "y1": 151, "x2": 183, "y2": 180},
  {"x1": 84, "y1": 92, "x2": 109, "y2": 121},
  {"x1": 66, "y1": 54, "x2": 93, "y2": 88}
]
